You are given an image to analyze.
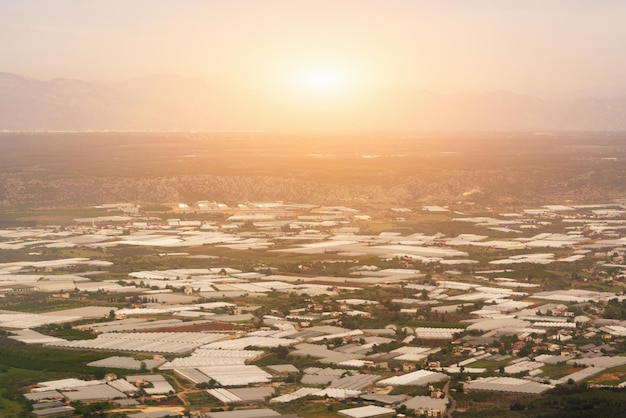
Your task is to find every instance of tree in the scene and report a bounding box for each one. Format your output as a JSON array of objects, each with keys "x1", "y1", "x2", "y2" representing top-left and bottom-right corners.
[
  {"x1": 518, "y1": 346, "x2": 532, "y2": 358},
  {"x1": 396, "y1": 404, "x2": 408, "y2": 414},
  {"x1": 273, "y1": 345, "x2": 289, "y2": 359}
]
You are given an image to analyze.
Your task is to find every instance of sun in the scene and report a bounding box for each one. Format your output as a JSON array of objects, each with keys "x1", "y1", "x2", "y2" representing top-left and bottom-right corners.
[
  {"x1": 292, "y1": 65, "x2": 351, "y2": 97},
  {"x1": 302, "y1": 68, "x2": 342, "y2": 92}
]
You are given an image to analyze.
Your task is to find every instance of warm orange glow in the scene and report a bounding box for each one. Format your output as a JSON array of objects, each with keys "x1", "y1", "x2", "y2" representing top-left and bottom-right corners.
[
  {"x1": 2, "y1": 1, "x2": 621, "y2": 131},
  {"x1": 295, "y1": 66, "x2": 348, "y2": 96}
]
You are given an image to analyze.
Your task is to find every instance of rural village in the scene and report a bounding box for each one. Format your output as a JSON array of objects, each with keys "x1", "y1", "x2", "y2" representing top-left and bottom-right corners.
[{"x1": 2, "y1": 199, "x2": 626, "y2": 417}]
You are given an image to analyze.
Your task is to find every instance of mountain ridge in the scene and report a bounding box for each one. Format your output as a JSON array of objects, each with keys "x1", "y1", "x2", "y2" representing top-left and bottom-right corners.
[{"x1": 1, "y1": 72, "x2": 626, "y2": 131}]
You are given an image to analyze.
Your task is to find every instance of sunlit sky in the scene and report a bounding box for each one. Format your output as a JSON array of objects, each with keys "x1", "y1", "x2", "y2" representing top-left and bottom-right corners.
[{"x1": 2, "y1": 0, "x2": 626, "y2": 99}]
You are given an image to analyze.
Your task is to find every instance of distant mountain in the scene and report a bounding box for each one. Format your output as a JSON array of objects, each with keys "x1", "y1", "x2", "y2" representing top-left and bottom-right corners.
[
  {"x1": 0, "y1": 73, "x2": 225, "y2": 130},
  {"x1": 1, "y1": 72, "x2": 626, "y2": 131}
]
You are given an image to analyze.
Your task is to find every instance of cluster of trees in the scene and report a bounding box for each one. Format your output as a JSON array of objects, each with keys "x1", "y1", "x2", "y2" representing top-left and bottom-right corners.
[
  {"x1": 35, "y1": 323, "x2": 97, "y2": 341},
  {"x1": 602, "y1": 298, "x2": 626, "y2": 320},
  {"x1": 523, "y1": 384, "x2": 626, "y2": 417}
]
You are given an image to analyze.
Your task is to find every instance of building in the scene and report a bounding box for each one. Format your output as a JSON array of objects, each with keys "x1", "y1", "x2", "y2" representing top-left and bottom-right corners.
[{"x1": 401, "y1": 395, "x2": 448, "y2": 417}]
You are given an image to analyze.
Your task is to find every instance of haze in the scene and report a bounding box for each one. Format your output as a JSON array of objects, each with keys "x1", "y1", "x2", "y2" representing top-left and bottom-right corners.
[{"x1": 2, "y1": 1, "x2": 626, "y2": 131}]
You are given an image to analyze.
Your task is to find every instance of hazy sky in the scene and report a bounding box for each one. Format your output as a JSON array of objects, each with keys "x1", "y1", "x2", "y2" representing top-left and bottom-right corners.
[{"x1": 2, "y1": 1, "x2": 626, "y2": 98}]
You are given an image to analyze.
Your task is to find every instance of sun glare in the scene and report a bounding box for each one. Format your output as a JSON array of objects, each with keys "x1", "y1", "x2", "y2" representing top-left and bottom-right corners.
[
  {"x1": 292, "y1": 65, "x2": 351, "y2": 97},
  {"x1": 303, "y1": 68, "x2": 341, "y2": 92},
  {"x1": 272, "y1": 59, "x2": 369, "y2": 128}
]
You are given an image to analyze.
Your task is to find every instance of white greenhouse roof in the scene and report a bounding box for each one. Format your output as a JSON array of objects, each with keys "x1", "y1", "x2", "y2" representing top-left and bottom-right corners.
[
  {"x1": 47, "y1": 332, "x2": 227, "y2": 354},
  {"x1": 197, "y1": 365, "x2": 271, "y2": 386},
  {"x1": 338, "y1": 405, "x2": 395, "y2": 418},
  {"x1": 466, "y1": 377, "x2": 553, "y2": 394},
  {"x1": 377, "y1": 370, "x2": 448, "y2": 386},
  {"x1": 203, "y1": 336, "x2": 295, "y2": 350}
]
